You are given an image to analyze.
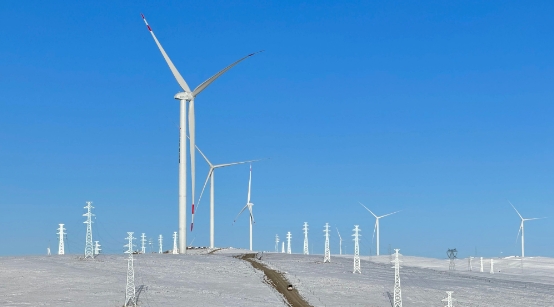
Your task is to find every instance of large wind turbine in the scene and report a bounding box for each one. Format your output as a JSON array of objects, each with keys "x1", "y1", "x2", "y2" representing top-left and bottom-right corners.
[
  {"x1": 510, "y1": 201, "x2": 545, "y2": 258},
  {"x1": 359, "y1": 202, "x2": 400, "y2": 256},
  {"x1": 234, "y1": 164, "x2": 256, "y2": 250},
  {"x1": 195, "y1": 145, "x2": 260, "y2": 248},
  {"x1": 141, "y1": 14, "x2": 262, "y2": 253}
]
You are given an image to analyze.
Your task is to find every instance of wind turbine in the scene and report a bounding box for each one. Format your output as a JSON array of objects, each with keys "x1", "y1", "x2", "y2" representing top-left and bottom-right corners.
[
  {"x1": 195, "y1": 144, "x2": 261, "y2": 248},
  {"x1": 359, "y1": 202, "x2": 400, "y2": 256},
  {"x1": 234, "y1": 164, "x2": 256, "y2": 250},
  {"x1": 510, "y1": 201, "x2": 545, "y2": 258},
  {"x1": 336, "y1": 227, "x2": 343, "y2": 255},
  {"x1": 141, "y1": 14, "x2": 262, "y2": 253}
]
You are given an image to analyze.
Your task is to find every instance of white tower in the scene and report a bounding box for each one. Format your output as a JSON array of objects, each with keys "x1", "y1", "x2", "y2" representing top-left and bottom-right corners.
[
  {"x1": 442, "y1": 291, "x2": 454, "y2": 307},
  {"x1": 124, "y1": 232, "x2": 136, "y2": 307},
  {"x1": 303, "y1": 222, "x2": 309, "y2": 255},
  {"x1": 490, "y1": 259, "x2": 494, "y2": 274},
  {"x1": 94, "y1": 241, "x2": 101, "y2": 255},
  {"x1": 47, "y1": 247, "x2": 51, "y2": 255},
  {"x1": 392, "y1": 249, "x2": 403, "y2": 307},
  {"x1": 353, "y1": 225, "x2": 361, "y2": 274},
  {"x1": 323, "y1": 223, "x2": 331, "y2": 263},
  {"x1": 57, "y1": 223, "x2": 66, "y2": 255},
  {"x1": 172, "y1": 232, "x2": 179, "y2": 254},
  {"x1": 141, "y1": 233, "x2": 146, "y2": 254},
  {"x1": 275, "y1": 234, "x2": 279, "y2": 252},
  {"x1": 158, "y1": 235, "x2": 163, "y2": 254},
  {"x1": 480, "y1": 257, "x2": 483, "y2": 272},
  {"x1": 337, "y1": 228, "x2": 343, "y2": 255},
  {"x1": 286, "y1": 232, "x2": 292, "y2": 254},
  {"x1": 83, "y1": 201, "x2": 94, "y2": 259},
  {"x1": 468, "y1": 257, "x2": 473, "y2": 271},
  {"x1": 281, "y1": 241, "x2": 285, "y2": 253}
]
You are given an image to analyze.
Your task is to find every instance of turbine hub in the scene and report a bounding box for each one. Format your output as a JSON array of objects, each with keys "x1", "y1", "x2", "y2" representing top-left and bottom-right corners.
[{"x1": 174, "y1": 92, "x2": 193, "y2": 100}]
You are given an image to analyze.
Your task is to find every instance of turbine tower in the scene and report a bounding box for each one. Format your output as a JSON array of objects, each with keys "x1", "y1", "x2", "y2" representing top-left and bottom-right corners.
[
  {"x1": 172, "y1": 231, "x2": 178, "y2": 254},
  {"x1": 286, "y1": 232, "x2": 292, "y2": 254},
  {"x1": 158, "y1": 235, "x2": 163, "y2": 254},
  {"x1": 196, "y1": 144, "x2": 259, "y2": 248},
  {"x1": 323, "y1": 223, "x2": 331, "y2": 263},
  {"x1": 124, "y1": 232, "x2": 136, "y2": 307},
  {"x1": 303, "y1": 222, "x2": 309, "y2": 255},
  {"x1": 141, "y1": 14, "x2": 262, "y2": 254},
  {"x1": 234, "y1": 165, "x2": 256, "y2": 251},
  {"x1": 83, "y1": 201, "x2": 94, "y2": 259},
  {"x1": 359, "y1": 202, "x2": 400, "y2": 256},
  {"x1": 281, "y1": 241, "x2": 285, "y2": 253},
  {"x1": 392, "y1": 249, "x2": 403, "y2": 307},
  {"x1": 57, "y1": 224, "x2": 66, "y2": 255},
  {"x1": 336, "y1": 227, "x2": 343, "y2": 255},
  {"x1": 353, "y1": 225, "x2": 361, "y2": 274},
  {"x1": 510, "y1": 202, "x2": 545, "y2": 258},
  {"x1": 275, "y1": 234, "x2": 279, "y2": 252}
]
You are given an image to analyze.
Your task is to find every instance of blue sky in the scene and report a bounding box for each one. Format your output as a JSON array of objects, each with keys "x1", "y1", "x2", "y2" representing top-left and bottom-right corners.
[{"x1": 1, "y1": 1, "x2": 554, "y2": 258}]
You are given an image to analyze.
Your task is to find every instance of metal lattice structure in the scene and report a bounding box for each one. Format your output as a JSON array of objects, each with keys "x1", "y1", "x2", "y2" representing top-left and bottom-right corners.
[
  {"x1": 392, "y1": 249, "x2": 403, "y2": 307},
  {"x1": 442, "y1": 291, "x2": 454, "y2": 307},
  {"x1": 286, "y1": 232, "x2": 292, "y2": 254},
  {"x1": 141, "y1": 233, "x2": 146, "y2": 254},
  {"x1": 57, "y1": 224, "x2": 66, "y2": 255},
  {"x1": 124, "y1": 232, "x2": 136, "y2": 307},
  {"x1": 447, "y1": 248, "x2": 457, "y2": 271},
  {"x1": 94, "y1": 241, "x2": 101, "y2": 255},
  {"x1": 490, "y1": 258, "x2": 494, "y2": 274},
  {"x1": 83, "y1": 201, "x2": 94, "y2": 259},
  {"x1": 323, "y1": 223, "x2": 331, "y2": 263},
  {"x1": 172, "y1": 232, "x2": 179, "y2": 254},
  {"x1": 353, "y1": 225, "x2": 361, "y2": 274},
  {"x1": 275, "y1": 234, "x2": 279, "y2": 252},
  {"x1": 158, "y1": 235, "x2": 163, "y2": 254},
  {"x1": 303, "y1": 222, "x2": 309, "y2": 255}
]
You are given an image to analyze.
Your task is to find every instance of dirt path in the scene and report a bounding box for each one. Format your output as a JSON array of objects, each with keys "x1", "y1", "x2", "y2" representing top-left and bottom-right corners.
[{"x1": 238, "y1": 253, "x2": 313, "y2": 307}]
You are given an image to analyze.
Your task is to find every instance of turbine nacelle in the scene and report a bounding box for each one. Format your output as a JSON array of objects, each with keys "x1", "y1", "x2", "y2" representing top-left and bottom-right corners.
[{"x1": 174, "y1": 92, "x2": 193, "y2": 100}]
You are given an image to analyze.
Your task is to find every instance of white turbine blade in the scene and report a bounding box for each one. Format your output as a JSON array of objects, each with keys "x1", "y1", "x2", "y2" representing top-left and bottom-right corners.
[
  {"x1": 192, "y1": 51, "x2": 264, "y2": 97},
  {"x1": 509, "y1": 201, "x2": 523, "y2": 220},
  {"x1": 189, "y1": 99, "x2": 196, "y2": 231},
  {"x1": 247, "y1": 164, "x2": 252, "y2": 204},
  {"x1": 336, "y1": 228, "x2": 342, "y2": 240},
  {"x1": 359, "y1": 202, "x2": 378, "y2": 218},
  {"x1": 194, "y1": 141, "x2": 213, "y2": 167},
  {"x1": 214, "y1": 159, "x2": 262, "y2": 169},
  {"x1": 141, "y1": 14, "x2": 191, "y2": 92},
  {"x1": 248, "y1": 204, "x2": 255, "y2": 224},
  {"x1": 196, "y1": 168, "x2": 214, "y2": 211},
  {"x1": 516, "y1": 222, "x2": 523, "y2": 243},
  {"x1": 233, "y1": 204, "x2": 249, "y2": 224},
  {"x1": 372, "y1": 221, "x2": 377, "y2": 243},
  {"x1": 525, "y1": 217, "x2": 546, "y2": 221},
  {"x1": 379, "y1": 210, "x2": 401, "y2": 218}
]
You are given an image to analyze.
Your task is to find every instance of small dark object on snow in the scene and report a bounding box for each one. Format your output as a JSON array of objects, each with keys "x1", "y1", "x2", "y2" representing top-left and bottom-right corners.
[{"x1": 287, "y1": 285, "x2": 293, "y2": 291}]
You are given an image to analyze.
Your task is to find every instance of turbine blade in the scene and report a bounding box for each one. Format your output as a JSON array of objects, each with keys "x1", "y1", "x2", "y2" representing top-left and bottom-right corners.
[
  {"x1": 214, "y1": 159, "x2": 262, "y2": 168},
  {"x1": 189, "y1": 100, "x2": 196, "y2": 229},
  {"x1": 525, "y1": 217, "x2": 546, "y2": 221},
  {"x1": 372, "y1": 222, "x2": 377, "y2": 243},
  {"x1": 359, "y1": 202, "x2": 378, "y2": 218},
  {"x1": 196, "y1": 168, "x2": 214, "y2": 212},
  {"x1": 141, "y1": 14, "x2": 191, "y2": 92},
  {"x1": 379, "y1": 210, "x2": 401, "y2": 218},
  {"x1": 336, "y1": 228, "x2": 342, "y2": 240},
  {"x1": 194, "y1": 140, "x2": 212, "y2": 167},
  {"x1": 233, "y1": 204, "x2": 249, "y2": 223},
  {"x1": 248, "y1": 204, "x2": 255, "y2": 224},
  {"x1": 509, "y1": 201, "x2": 524, "y2": 220},
  {"x1": 516, "y1": 222, "x2": 523, "y2": 243},
  {"x1": 192, "y1": 51, "x2": 264, "y2": 96}
]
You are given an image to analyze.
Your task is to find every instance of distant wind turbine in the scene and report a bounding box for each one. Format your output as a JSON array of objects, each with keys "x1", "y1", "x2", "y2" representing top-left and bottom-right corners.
[
  {"x1": 359, "y1": 202, "x2": 400, "y2": 256},
  {"x1": 510, "y1": 201, "x2": 545, "y2": 258},
  {"x1": 195, "y1": 144, "x2": 261, "y2": 248},
  {"x1": 234, "y1": 165, "x2": 256, "y2": 250},
  {"x1": 336, "y1": 227, "x2": 343, "y2": 255},
  {"x1": 141, "y1": 14, "x2": 262, "y2": 253}
]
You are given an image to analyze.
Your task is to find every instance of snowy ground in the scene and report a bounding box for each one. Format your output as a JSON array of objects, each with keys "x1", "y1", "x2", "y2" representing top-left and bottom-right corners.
[
  {"x1": 261, "y1": 252, "x2": 554, "y2": 307},
  {"x1": 1, "y1": 249, "x2": 553, "y2": 306}
]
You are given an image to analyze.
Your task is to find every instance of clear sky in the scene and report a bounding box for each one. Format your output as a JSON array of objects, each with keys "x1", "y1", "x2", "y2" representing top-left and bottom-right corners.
[{"x1": 1, "y1": 1, "x2": 554, "y2": 258}]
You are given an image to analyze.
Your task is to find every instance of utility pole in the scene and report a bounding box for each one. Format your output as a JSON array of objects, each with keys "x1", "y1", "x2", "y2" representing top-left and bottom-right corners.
[
  {"x1": 275, "y1": 234, "x2": 279, "y2": 253},
  {"x1": 83, "y1": 201, "x2": 94, "y2": 259},
  {"x1": 442, "y1": 291, "x2": 454, "y2": 307},
  {"x1": 172, "y1": 232, "x2": 178, "y2": 254},
  {"x1": 158, "y1": 235, "x2": 163, "y2": 254},
  {"x1": 94, "y1": 241, "x2": 101, "y2": 255},
  {"x1": 323, "y1": 223, "x2": 330, "y2": 263},
  {"x1": 141, "y1": 233, "x2": 146, "y2": 254},
  {"x1": 353, "y1": 225, "x2": 361, "y2": 274},
  {"x1": 303, "y1": 222, "x2": 309, "y2": 255},
  {"x1": 392, "y1": 249, "x2": 403, "y2": 307},
  {"x1": 124, "y1": 232, "x2": 136, "y2": 307},
  {"x1": 286, "y1": 232, "x2": 292, "y2": 254},
  {"x1": 490, "y1": 258, "x2": 494, "y2": 274},
  {"x1": 57, "y1": 224, "x2": 66, "y2": 255}
]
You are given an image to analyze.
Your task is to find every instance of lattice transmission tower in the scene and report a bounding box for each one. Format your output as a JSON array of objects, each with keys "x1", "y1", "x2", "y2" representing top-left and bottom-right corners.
[
  {"x1": 392, "y1": 249, "x2": 403, "y2": 307},
  {"x1": 353, "y1": 225, "x2": 361, "y2": 274},
  {"x1": 442, "y1": 291, "x2": 454, "y2": 307},
  {"x1": 124, "y1": 232, "x2": 137, "y2": 307},
  {"x1": 172, "y1": 231, "x2": 178, "y2": 254},
  {"x1": 158, "y1": 235, "x2": 163, "y2": 254},
  {"x1": 141, "y1": 233, "x2": 146, "y2": 254},
  {"x1": 490, "y1": 258, "x2": 494, "y2": 274},
  {"x1": 83, "y1": 201, "x2": 95, "y2": 259},
  {"x1": 286, "y1": 232, "x2": 292, "y2": 254},
  {"x1": 447, "y1": 248, "x2": 457, "y2": 271},
  {"x1": 303, "y1": 222, "x2": 309, "y2": 255},
  {"x1": 275, "y1": 234, "x2": 279, "y2": 252},
  {"x1": 323, "y1": 223, "x2": 331, "y2": 263},
  {"x1": 57, "y1": 223, "x2": 66, "y2": 255}
]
